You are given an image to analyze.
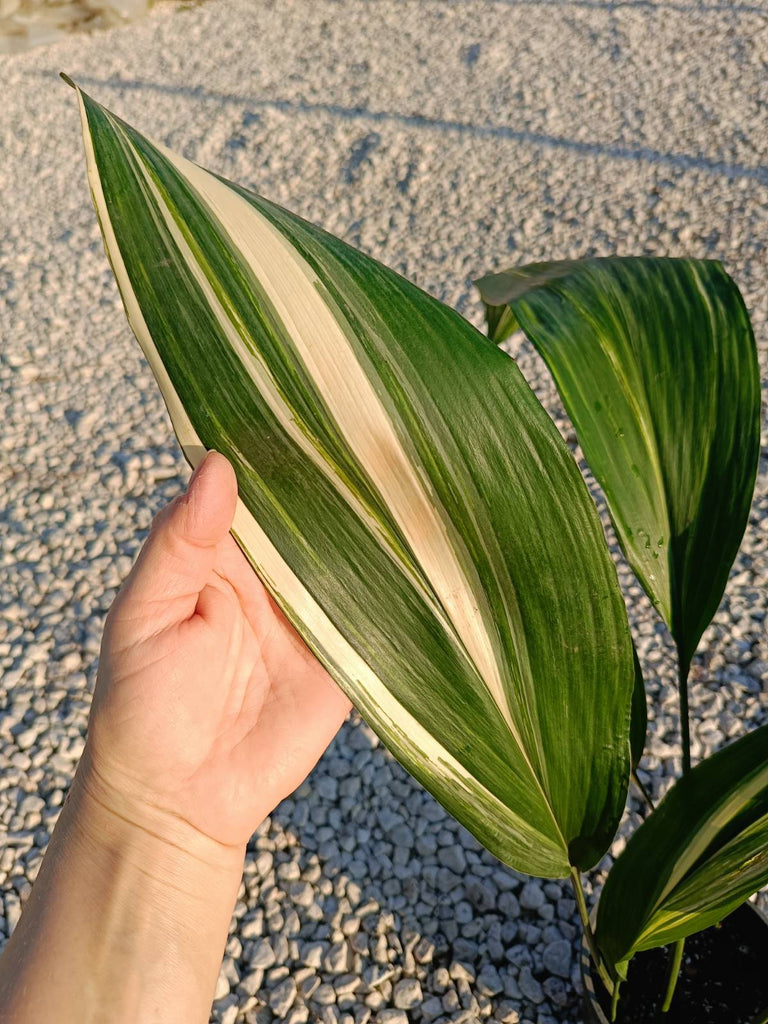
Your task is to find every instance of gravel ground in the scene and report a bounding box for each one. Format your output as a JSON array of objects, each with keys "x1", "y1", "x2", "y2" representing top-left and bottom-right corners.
[{"x1": 1, "y1": 2, "x2": 767, "y2": 1022}]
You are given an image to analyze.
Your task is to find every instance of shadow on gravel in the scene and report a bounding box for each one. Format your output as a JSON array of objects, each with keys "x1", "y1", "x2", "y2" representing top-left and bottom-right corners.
[{"x1": 43, "y1": 71, "x2": 768, "y2": 188}]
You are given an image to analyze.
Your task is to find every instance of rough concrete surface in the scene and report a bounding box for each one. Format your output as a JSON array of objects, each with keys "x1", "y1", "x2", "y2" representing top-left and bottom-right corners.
[{"x1": 1, "y1": 2, "x2": 767, "y2": 1021}]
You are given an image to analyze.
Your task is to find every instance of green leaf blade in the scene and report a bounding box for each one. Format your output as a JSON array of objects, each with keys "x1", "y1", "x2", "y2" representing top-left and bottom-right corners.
[
  {"x1": 596, "y1": 725, "x2": 768, "y2": 972},
  {"x1": 638, "y1": 812, "x2": 768, "y2": 949},
  {"x1": 73, "y1": 85, "x2": 636, "y2": 877},
  {"x1": 475, "y1": 258, "x2": 761, "y2": 668}
]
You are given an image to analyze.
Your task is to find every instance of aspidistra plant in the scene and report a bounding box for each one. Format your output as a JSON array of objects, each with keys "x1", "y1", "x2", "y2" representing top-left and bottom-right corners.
[
  {"x1": 475, "y1": 258, "x2": 760, "y2": 776},
  {"x1": 475, "y1": 258, "x2": 764, "y2": 1011},
  {"x1": 66, "y1": 78, "x2": 765, "y2": 1017}
]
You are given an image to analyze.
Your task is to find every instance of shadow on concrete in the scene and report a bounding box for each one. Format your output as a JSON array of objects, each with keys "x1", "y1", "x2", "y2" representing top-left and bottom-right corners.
[{"x1": 48, "y1": 71, "x2": 768, "y2": 187}]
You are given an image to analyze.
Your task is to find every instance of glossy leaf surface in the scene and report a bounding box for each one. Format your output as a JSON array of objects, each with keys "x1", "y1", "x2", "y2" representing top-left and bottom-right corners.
[
  {"x1": 596, "y1": 725, "x2": 768, "y2": 976},
  {"x1": 70, "y1": 83, "x2": 635, "y2": 877},
  {"x1": 475, "y1": 258, "x2": 760, "y2": 670}
]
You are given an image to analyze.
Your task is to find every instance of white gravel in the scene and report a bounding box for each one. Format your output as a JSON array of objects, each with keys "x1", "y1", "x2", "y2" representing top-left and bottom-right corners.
[{"x1": 1, "y1": 2, "x2": 767, "y2": 1022}]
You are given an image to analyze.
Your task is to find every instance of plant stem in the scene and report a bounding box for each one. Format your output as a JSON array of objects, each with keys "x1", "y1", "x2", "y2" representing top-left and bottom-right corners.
[
  {"x1": 568, "y1": 867, "x2": 614, "y2": 999},
  {"x1": 676, "y1": 645, "x2": 692, "y2": 776},
  {"x1": 630, "y1": 769, "x2": 655, "y2": 813},
  {"x1": 611, "y1": 979, "x2": 622, "y2": 1021},
  {"x1": 661, "y1": 937, "x2": 685, "y2": 1012}
]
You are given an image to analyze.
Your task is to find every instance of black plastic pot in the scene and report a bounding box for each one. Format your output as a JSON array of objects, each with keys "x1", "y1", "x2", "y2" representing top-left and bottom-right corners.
[{"x1": 581, "y1": 901, "x2": 768, "y2": 1024}]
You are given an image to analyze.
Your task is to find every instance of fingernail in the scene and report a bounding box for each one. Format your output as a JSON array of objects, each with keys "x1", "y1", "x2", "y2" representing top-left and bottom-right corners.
[{"x1": 189, "y1": 450, "x2": 215, "y2": 486}]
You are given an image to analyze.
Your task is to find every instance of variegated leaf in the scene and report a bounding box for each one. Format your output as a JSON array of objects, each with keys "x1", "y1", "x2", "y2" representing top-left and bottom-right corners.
[
  {"x1": 69, "y1": 80, "x2": 635, "y2": 877},
  {"x1": 596, "y1": 724, "x2": 768, "y2": 976}
]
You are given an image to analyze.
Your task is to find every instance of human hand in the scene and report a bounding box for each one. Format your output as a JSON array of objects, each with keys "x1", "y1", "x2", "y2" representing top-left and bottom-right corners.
[
  {"x1": 0, "y1": 451, "x2": 351, "y2": 1022},
  {"x1": 79, "y1": 450, "x2": 352, "y2": 857}
]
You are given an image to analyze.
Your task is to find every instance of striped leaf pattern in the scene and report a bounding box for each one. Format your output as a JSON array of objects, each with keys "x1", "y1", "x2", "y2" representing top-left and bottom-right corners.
[
  {"x1": 596, "y1": 724, "x2": 768, "y2": 977},
  {"x1": 70, "y1": 82, "x2": 635, "y2": 877},
  {"x1": 475, "y1": 258, "x2": 760, "y2": 675}
]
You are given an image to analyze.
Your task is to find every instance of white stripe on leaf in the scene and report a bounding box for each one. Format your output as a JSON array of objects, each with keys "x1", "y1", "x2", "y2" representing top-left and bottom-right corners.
[
  {"x1": 230, "y1": 497, "x2": 561, "y2": 868},
  {"x1": 157, "y1": 141, "x2": 515, "y2": 733},
  {"x1": 78, "y1": 91, "x2": 546, "y2": 824},
  {"x1": 117, "y1": 126, "x2": 455, "y2": 633}
]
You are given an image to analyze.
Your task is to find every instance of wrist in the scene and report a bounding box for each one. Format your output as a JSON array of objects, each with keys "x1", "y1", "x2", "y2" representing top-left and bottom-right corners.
[
  {"x1": 68, "y1": 768, "x2": 244, "y2": 1015},
  {"x1": 71, "y1": 746, "x2": 246, "y2": 884},
  {"x1": 0, "y1": 749, "x2": 246, "y2": 1023}
]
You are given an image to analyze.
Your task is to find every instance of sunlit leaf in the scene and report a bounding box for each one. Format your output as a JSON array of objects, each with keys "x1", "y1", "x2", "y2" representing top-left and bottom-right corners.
[
  {"x1": 596, "y1": 725, "x2": 768, "y2": 976},
  {"x1": 68, "y1": 81, "x2": 635, "y2": 877},
  {"x1": 475, "y1": 258, "x2": 760, "y2": 673}
]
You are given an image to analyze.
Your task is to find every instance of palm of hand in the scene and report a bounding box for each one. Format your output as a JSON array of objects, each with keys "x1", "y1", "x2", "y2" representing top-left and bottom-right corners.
[{"x1": 86, "y1": 454, "x2": 351, "y2": 850}]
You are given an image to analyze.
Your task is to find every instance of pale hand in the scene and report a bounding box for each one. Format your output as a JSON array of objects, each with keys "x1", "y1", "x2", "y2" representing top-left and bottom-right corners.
[{"x1": 82, "y1": 450, "x2": 352, "y2": 854}]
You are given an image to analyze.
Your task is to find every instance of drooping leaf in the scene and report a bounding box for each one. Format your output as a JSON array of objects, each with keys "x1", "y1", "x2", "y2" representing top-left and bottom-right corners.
[
  {"x1": 596, "y1": 724, "x2": 768, "y2": 977},
  {"x1": 68, "y1": 80, "x2": 636, "y2": 877},
  {"x1": 475, "y1": 258, "x2": 760, "y2": 672}
]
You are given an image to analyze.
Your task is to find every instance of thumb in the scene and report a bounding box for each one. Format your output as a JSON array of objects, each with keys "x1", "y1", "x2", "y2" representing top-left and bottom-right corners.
[{"x1": 114, "y1": 450, "x2": 238, "y2": 632}]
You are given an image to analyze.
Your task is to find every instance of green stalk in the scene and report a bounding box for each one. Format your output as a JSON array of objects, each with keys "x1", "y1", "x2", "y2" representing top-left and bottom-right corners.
[
  {"x1": 661, "y1": 937, "x2": 685, "y2": 1012},
  {"x1": 660, "y1": 640, "x2": 689, "y2": 1009},
  {"x1": 611, "y1": 979, "x2": 622, "y2": 1021},
  {"x1": 569, "y1": 867, "x2": 615, "y2": 999},
  {"x1": 630, "y1": 769, "x2": 655, "y2": 813},
  {"x1": 677, "y1": 645, "x2": 692, "y2": 776}
]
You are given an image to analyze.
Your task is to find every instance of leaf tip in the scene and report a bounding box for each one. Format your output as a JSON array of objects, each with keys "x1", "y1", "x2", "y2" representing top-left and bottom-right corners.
[{"x1": 59, "y1": 72, "x2": 77, "y2": 90}]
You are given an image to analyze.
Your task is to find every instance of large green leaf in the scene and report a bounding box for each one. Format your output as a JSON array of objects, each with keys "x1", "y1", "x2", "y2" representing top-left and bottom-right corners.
[
  {"x1": 68, "y1": 80, "x2": 635, "y2": 878},
  {"x1": 596, "y1": 725, "x2": 768, "y2": 977},
  {"x1": 475, "y1": 259, "x2": 760, "y2": 673}
]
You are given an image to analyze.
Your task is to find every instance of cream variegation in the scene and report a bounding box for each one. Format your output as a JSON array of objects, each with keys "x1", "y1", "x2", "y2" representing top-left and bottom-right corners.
[
  {"x1": 168, "y1": 146, "x2": 513, "y2": 728},
  {"x1": 68, "y1": 78, "x2": 635, "y2": 878}
]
